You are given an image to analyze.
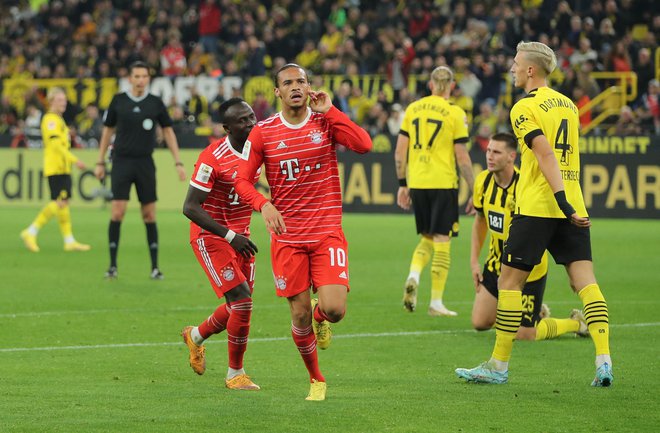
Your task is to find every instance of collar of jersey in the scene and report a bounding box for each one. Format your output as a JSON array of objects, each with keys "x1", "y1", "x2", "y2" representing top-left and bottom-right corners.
[
  {"x1": 126, "y1": 91, "x2": 149, "y2": 103},
  {"x1": 278, "y1": 107, "x2": 312, "y2": 129}
]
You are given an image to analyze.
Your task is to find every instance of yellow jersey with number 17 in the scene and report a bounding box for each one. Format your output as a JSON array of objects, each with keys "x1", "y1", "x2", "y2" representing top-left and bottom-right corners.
[
  {"x1": 41, "y1": 112, "x2": 78, "y2": 176},
  {"x1": 510, "y1": 86, "x2": 588, "y2": 218},
  {"x1": 399, "y1": 95, "x2": 469, "y2": 189}
]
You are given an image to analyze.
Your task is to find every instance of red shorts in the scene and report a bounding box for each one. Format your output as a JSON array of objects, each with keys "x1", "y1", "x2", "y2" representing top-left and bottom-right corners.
[
  {"x1": 271, "y1": 229, "x2": 350, "y2": 298},
  {"x1": 191, "y1": 236, "x2": 255, "y2": 298}
]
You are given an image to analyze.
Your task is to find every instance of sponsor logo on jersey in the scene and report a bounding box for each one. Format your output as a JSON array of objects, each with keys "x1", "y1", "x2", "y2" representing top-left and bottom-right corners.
[
  {"x1": 276, "y1": 141, "x2": 287, "y2": 149},
  {"x1": 133, "y1": 106, "x2": 141, "y2": 113},
  {"x1": 231, "y1": 171, "x2": 237, "y2": 179},
  {"x1": 338, "y1": 271, "x2": 347, "y2": 279},
  {"x1": 195, "y1": 163, "x2": 213, "y2": 183}
]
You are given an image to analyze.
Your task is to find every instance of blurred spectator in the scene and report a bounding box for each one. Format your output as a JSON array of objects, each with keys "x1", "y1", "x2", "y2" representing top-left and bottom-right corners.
[
  {"x1": 332, "y1": 79, "x2": 354, "y2": 119},
  {"x1": 387, "y1": 38, "x2": 415, "y2": 102},
  {"x1": 77, "y1": 103, "x2": 104, "y2": 146},
  {"x1": 251, "y1": 91, "x2": 273, "y2": 121},
  {"x1": 633, "y1": 48, "x2": 655, "y2": 106},
  {"x1": 209, "y1": 82, "x2": 227, "y2": 123},
  {"x1": 613, "y1": 105, "x2": 642, "y2": 135},
  {"x1": 198, "y1": 0, "x2": 221, "y2": 56},
  {"x1": 24, "y1": 104, "x2": 42, "y2": 129},
  {"x1": 186, "y1": 86, "x2": 209, "y2": 125},
  {"x1": 160, "y1": 31, "x2": 187, "y2": 77},
  {"x1": 569, "y1": 38, "x2": 598, "y2": 69},
  {"x1": 573, "y1": 87, "x2": 592, "y2": 129},
  {"x1": 471, "y1": 101, "x2": 498, "y2": 152},
  {"x1": 636, "y1": 79, "x2": 660, "y2": 135},
  {"x1": 386, "y1": 103, "x2": 404, "y2": 136}
]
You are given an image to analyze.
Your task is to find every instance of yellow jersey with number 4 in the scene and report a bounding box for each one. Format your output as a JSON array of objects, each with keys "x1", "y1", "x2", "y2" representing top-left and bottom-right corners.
[
  {"x1": 41, "y1": 112, "x2": 78, "y2": 176},
  {"x1": 510, "y1": 87, "x2": 588, "y2": 218},
  {"x1": 400, "y1": 95, "x2": 469, "y2": 189}
]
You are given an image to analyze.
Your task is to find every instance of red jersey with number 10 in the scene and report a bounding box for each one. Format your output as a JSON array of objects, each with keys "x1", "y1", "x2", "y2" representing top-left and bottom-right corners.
[
  {"x1": 189, "y1": 137, "x2": 260, "y2": 241},
  {"x1": 235, "y1": 106, "x2": 372, "y2": 243}
]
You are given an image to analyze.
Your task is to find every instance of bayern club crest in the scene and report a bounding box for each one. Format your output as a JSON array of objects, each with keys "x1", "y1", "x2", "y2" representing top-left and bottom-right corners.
[
  {"x1": 222, "y1": 268, "x2": 235, "y2": 281},
  {"x1": 275, "y1": 277, "x2": 287, "y2": 290},
  {"x1": 309, "y1": 131, "x2": 322, "y2": 144}
]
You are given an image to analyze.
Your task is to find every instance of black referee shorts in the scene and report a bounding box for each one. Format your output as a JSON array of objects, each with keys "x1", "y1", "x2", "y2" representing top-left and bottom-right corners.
[
  {"x1": 110, "y1": 156, "x2": 157, "y2": 203},
  {"x1": 48, "y1": 174, "x2": 72, "y2": 201},
  {"x1": 503, "y1": 215, "x2": 592, "y2": 271},
  {"x1": 481, "y1": 266, "x2": 547, "y2": 328},
  {"x1": 409, "y1": 188, "x2": 459, "y2": 237}
]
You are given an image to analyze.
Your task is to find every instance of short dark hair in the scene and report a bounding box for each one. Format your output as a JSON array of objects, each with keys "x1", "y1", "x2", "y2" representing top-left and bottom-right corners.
[
  {"x1": 128, "y1": 61, "x2": 150, "y2": 75},
  {"x1": 218, "y1": 97, "x2": 246, "y2": 123},
  {"x1": 274, "y1": 63, "x2": 308, "y2": 87},
  {"x1": 491, "y1": 132, "x2": 517, "y2": 151}
]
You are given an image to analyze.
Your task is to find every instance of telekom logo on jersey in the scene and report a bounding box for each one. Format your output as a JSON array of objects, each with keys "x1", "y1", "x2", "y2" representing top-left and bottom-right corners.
[
  {"x1": 279, "y1": 158, "x2": 323, "y2": 181},
  {"x1": 280, "y1": 158, "x2": 300, "y2": 181}
]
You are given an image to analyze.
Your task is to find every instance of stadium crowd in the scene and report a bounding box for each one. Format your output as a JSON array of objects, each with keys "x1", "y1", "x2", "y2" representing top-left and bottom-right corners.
[{"x1": 0, "y1": 0, "x2": 658, "y2": 145}]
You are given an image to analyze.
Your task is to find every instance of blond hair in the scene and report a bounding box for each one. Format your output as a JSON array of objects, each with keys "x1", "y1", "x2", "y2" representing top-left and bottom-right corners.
[
  {"x1": 516, "y1": 41, "x2": 557, "y2": 76},
  {"x1": 430, "y1": 66, "x2": 454, "y2": 94},
  {"x1": 46, "y1": 87, "x2": 66, "y2": 103}
]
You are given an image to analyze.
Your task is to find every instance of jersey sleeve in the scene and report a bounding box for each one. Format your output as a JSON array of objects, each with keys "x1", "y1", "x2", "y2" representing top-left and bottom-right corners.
[
  {"x1": 324, "y1": 105, "x2": 372, "y2": 154},
  {"x1": 235, "y1": 126, "x2": 268, "y2": 211},
  {"x1": 103, "y1": 96, "x2": 118, "y2": 127},
  {"x1": 452, "y1": 106, "x2": 470, "y2": 144},
  {"x1": 398, "y1": 106, "x2": 412, "y2": 137},
  {"x1": 189, "y1": 150, "x2": 217, "y2": 192},
  {"x1": 510, "y1": 100, "x2": 543, "y2": 148},
  {"x1": 155, "y1": 97, "x2": 173, "y2": 127},
  {"x1": 472, "y1": 170, "x2": 486, "y2": 213}
]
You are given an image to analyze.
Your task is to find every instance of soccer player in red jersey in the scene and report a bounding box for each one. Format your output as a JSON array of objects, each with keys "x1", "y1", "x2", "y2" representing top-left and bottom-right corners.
[
  {"x1": 181, "y1": 98, "x2": 261, "y2": 391},
  {"x1": 234, "y1": 64, "x2": 373, "y2": 401}
]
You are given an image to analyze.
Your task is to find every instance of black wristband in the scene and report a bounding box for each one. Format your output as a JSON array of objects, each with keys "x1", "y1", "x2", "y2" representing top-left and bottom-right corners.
[
  {"x1": 175, "y1": 162, "x2": 184, "y2": 167},
  {"x1": 554, "y1": 191, "x2": 576, "y2": 218},
  {"x1": 96, "y1": 162, "x2": 105, "y2": 166},
  {"x1": 398, "y1": 178, "x2": 407, "y2": 187}
]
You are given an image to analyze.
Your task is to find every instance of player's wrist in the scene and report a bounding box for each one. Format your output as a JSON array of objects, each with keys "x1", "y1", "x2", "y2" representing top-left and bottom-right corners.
[
  {"x1": 224, "y1": 229, "x2": 236, "y2": 243},
  {"x1": 175, "y1": 161, "x2": 183, "y2": 167},
  {"x1": 553, "y1": 191, "x2": 576, "y2": 218},
  {"x1": 398, "y1": 178, "x2": 407, "y2": 187},
  {"x1": 96, "y1": 161, "x2": 106, "y2": 166}
]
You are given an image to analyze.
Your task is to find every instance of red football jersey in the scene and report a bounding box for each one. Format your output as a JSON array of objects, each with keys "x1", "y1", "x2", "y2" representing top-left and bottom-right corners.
[
  {"x1": 235, "y1": 106, "x2": 372, "y2": 243},
  {"x1": 189, "y1": 137, "x2": 260, "y2": 241}
]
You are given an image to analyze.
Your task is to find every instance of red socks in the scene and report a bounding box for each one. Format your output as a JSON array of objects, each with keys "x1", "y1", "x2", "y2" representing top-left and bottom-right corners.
[
  {"x1": 198, "y1": 303, "x2": 231, "y2": 339},
  {"x1": 226, "y1": 298, "x2": 252, "y2": 370},
  {"x1": 291, "y1": 324, "x2": 325, "y2": 382}
]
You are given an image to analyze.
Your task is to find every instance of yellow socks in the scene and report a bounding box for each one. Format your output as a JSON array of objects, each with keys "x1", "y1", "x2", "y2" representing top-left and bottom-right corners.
[
  {"x1": 57, "y1": 205, "x2": 73, "y2": 240},
  {"x1": 32, "y1": 201, "x2": 59, "y2": 230},
  {"x1": 430, "y1": 241, "x2": 450, "y2": 302},
  {"x1": 409, "y1": 237, "x2": 433, "y2": 277},
  {"x1": 491, "y1": 290, "x2": 522, "y2": 362},
  {"x1": 535, "y1": 318, "x2": 580, "y2": 340},
  {"x1": 579, "y1": 283, "x2": 610, "y2": 356}
]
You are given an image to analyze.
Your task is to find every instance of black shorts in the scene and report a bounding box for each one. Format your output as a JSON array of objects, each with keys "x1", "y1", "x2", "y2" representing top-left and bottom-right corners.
[
  {"x1": 409, "y1": 188, "x2": 459, "y2": 237},
  {"x1": 481, "y1": 266, "x2": 547, "y2": 328},
  {"x1": 502, "y1": 215, "x2": 592, "y2": 271},
  {"x1": 110, "y1": 156, "x2": 157, "y2": 203},
  {"x1": 48, "y1": 174, "x2": 72, "y2": 201}
]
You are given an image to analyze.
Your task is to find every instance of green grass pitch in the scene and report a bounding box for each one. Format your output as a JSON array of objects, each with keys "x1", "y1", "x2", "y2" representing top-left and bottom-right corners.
[{"x1": 1, "y1": 207, "x2": 658, "y2": 432}]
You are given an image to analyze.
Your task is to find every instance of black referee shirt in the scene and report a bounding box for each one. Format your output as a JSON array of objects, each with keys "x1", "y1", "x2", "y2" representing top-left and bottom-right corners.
[{"x1": 103, "y1": 92, "x2": 173, "y2": 158}]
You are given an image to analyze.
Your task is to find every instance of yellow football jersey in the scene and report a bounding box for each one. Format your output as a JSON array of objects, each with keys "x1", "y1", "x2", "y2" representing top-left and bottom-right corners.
[
  {"x1": 473, "y1": 169, "x2": 547, "y2": 281},
  {"x1": 41, "y1": 112, "x2": 78, "y2": 176},
  {"x1": 400, "y1": 95, "x2": 469, "y2": 189},
  {"x1": 510, "y1": 87, "x2": 588, "y2": 218}
]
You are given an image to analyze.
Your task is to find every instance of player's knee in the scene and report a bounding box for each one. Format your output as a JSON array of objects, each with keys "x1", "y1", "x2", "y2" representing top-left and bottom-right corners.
[
  {"x1": 324, "y1": 308, "x2": 345, "y2": 323},
  {"x1": 516, "y1": 327, "x2": 536, "y2": 340},
  {"x1": 472, "y1": 318, "x2": 493, "y2": 331}
]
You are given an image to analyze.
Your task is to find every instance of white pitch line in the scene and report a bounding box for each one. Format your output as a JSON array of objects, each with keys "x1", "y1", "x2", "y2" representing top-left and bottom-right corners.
[
  {"x1": 1, "y1": 322, "x2": 658, "y2": 353},
  {"x1": 1, "y1": 299, "x2": 657, "y2": 319}
]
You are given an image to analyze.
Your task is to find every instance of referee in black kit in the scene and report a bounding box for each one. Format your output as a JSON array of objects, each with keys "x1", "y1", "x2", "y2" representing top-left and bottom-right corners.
[{"x1": 94, "y1": 61, "x2": 187, "y2": 280}]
